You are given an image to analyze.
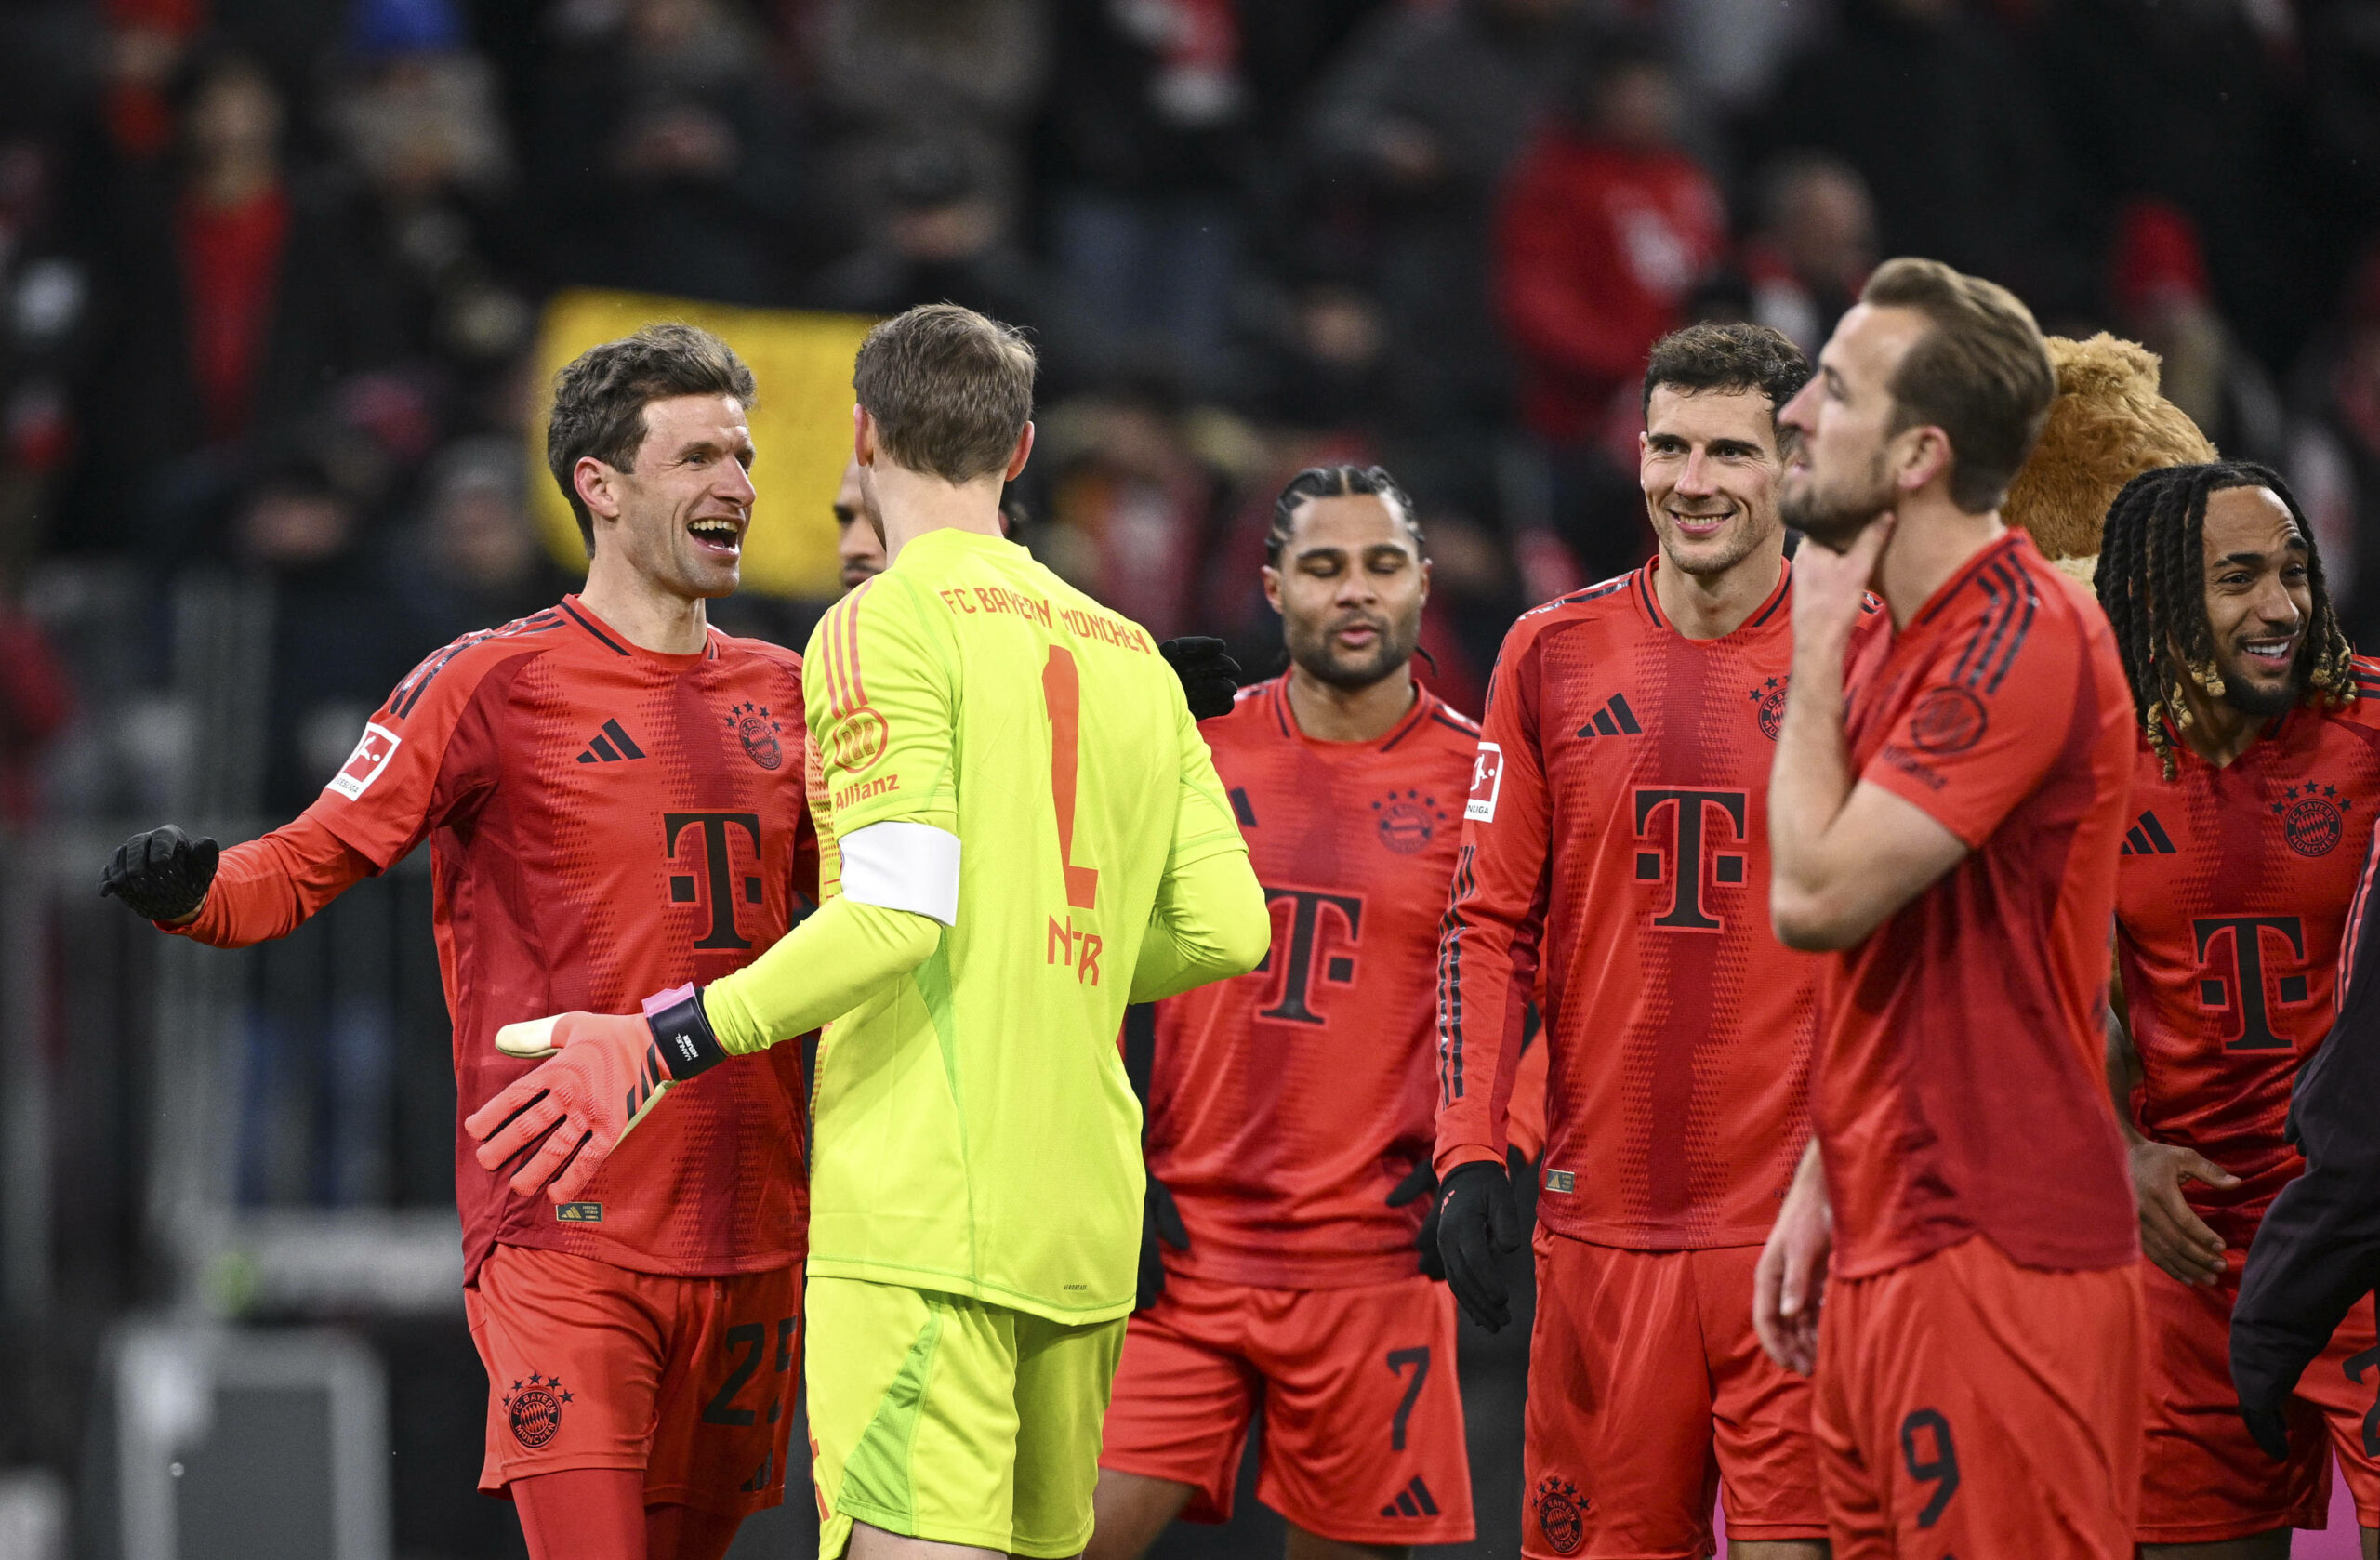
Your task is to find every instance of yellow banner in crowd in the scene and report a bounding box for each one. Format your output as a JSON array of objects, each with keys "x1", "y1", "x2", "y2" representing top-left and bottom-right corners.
[{"x1": 527, "y1": 289, "x2": 877, "y2": 600}]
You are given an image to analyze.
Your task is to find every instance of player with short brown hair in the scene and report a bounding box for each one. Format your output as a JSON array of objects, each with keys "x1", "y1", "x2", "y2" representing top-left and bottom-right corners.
[
  {"x1": 1755, "y1": 258, "x2": 2143, "y2": 1558},
  {"x1": 99, "y1": 323, "x2": 816, "y2": 1560},
  {"x1": 1435, "y1": 321, "x2": 1846, "y2": 1560}
]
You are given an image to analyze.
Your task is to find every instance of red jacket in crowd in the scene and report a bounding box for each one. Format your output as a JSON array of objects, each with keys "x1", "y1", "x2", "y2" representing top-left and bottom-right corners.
[{"x1": 1496, "y1": 130, "x2": 1726, "y2": 450}]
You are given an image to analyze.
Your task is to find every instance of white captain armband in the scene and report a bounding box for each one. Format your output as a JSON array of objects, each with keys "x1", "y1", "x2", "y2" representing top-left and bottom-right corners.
[{"x1": 838, "y1": 820, "x2": 962, "y2": 926}]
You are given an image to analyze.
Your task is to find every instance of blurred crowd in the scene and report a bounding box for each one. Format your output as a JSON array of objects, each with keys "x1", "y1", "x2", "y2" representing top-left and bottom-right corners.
[{"x1": 0, "y1": 0, "x2": 2378, "y2": 816}]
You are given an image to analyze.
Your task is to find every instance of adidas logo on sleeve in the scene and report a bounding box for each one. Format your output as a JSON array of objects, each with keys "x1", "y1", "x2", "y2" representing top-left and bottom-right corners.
[{"x1": 576, "y1": 719, "x2": 647, "y2": 764}]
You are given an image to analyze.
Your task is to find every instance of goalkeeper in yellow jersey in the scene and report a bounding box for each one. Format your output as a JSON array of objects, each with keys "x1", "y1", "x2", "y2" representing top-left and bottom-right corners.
[{"x1": 469, "y1": 302, "x2": 1271, "y2": 1560}]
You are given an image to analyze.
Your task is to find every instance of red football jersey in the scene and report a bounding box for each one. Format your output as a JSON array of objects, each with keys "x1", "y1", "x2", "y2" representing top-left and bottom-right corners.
[
  {"x1": 2115, "y1": 661, "x2": 2380, "y2": 1251},
  {"x1": 1823, "y1": 532, "x2": 2136, "y2": 1279},
  {"x1": 1435, "y1": 557, "x2": 1845, "y2": 1249},
  {"x1": 302, "y1": 597, "x2": 815, "y2": 1283},
  {"x1": 1149, "y1": 678, "x2": 1483, "y2": 1288}
]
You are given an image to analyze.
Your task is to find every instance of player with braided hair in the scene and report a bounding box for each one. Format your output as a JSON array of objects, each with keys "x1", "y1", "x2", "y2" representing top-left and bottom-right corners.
[
  {"x1": 2096, "y1": 461, "x2": 2380, "y2": 1557},
  {"x1": 2096, "y1": 461, "x2": 2358, "y2": 781}
]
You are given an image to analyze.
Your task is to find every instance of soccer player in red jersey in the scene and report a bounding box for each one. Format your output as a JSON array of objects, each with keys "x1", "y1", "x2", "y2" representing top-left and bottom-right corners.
[
  {"x1": 1754, "y1": 258, "x2": 2142, "y2": 1559},
  {"x1": 1091, "y1": 465, "x2": 1485, "y2": 1559},
  {"x1": 96, "y1": 326, "x2": 815, "y2": 1560},
  {"x1": 1435, "y1": 322, "x2": 1843, "y2": 1560},
  {"x1": 2093, "y1": 461, "x2": 2380, "y2": 1560}
]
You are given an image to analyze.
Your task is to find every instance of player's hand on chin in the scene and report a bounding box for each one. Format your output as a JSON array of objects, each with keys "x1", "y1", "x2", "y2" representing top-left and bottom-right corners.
[
  {"x1": 2126, "y1": 1138, "x2": 2237, "y2": 1287},
  {"x1": 1754, "y1": 1156, "x2": 1833, "y2": 1376},
  {"x1": 466, "y1": 1011, "x2": 681, "y2": 1204},
  {"x1": 1791, "y1": 512, "x2": 1894, "y2": 646}
]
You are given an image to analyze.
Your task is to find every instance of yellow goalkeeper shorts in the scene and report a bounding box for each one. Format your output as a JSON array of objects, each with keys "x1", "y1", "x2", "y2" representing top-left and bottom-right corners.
[{"x1": 806, "y1": 1276, "x2": 1126, "y2": 1559}]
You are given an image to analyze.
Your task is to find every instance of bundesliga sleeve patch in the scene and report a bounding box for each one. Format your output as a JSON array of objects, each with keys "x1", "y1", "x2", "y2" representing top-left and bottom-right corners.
[
  {"x1": 326, "y1": 722, "x2": 403, "y2": 800},
  {"x1": 1466, "y1": 741, "x2": 1505, "y2": 822}
]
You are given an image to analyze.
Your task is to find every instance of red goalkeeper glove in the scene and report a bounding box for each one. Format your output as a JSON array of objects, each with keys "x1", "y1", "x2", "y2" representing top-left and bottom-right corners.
[{"x1": 466, "y1": 985, "x2": 730, "y2": 1203}]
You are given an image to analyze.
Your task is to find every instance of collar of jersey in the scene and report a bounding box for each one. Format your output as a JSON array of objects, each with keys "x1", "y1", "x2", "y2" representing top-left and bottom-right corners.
[
  {"x1": 1271, "y1": 674, "x2": 1435, "y2": 752},
  {"x1": 897, "y1": 525, "x2": 1022, "y2": 562},
  {"x1": 561, "y1": 594, "x2": 718, "y2": 668}
]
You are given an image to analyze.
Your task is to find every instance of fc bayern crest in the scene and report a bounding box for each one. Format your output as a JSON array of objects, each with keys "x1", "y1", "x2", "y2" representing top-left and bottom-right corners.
[
  {"x1": 1372, "y1": 788, "x2": 1448, "y2": 854},
  {"x1": 504, "y1": 1370, "x2": 571, "y2": 1448},
  {"x1": 727, "y1": 701, "x2": 783, "y2": 771},
  {"x1": 1746, "y1": 676, "x2": 1788, "y2": 741},
  {"x1": 2273, "y1": 783, "x2": 2351, "y2": 858},
  {"x1": 1535, "y1": 1476, "x2": 1587, "y2": 1555}
]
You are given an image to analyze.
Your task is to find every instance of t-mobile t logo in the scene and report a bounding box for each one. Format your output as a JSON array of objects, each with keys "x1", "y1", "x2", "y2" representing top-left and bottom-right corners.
[
  {"x1": 2192, "y1": 915, "x2": 2309, "y2": 1051},
  {"x1": 1257, "y1": 886, "x2": 1365, "y2": 1025},
  {"x1": 1633, "y1": 788, "x2": 1751, "y2": 932},
  {"x1": 665, "y1": 812, "x2": 765, "y2": 950}
]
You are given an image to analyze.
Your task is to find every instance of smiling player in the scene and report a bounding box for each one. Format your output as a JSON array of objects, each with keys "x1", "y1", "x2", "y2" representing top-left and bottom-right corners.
[
  {"x1": 98, "y1": 324, "x2": 817, "y2": 1560},
  {"x1": 2094, "y1": 461, "x2": 2380, "y2": 1560},
  {"x1": 1435, "y1": 323, "x2": 1847, "y2": 1560}
]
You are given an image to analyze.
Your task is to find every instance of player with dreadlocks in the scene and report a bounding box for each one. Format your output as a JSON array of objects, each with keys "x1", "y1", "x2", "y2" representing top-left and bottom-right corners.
[{"x1": 2096, "y1": 460, "x2": 2380, "y2": 1559}]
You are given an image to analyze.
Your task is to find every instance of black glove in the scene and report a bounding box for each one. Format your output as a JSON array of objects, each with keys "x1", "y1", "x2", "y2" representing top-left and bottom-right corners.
[
  {"x1": 99, "y1": 825, "x2": 220, "y2": 923},
  {"x1": 1159, "y1": 636, "x2": 1241, "y2": 721},
  {"x1": 2239, "y1": 1402, "x2": 2292, "y2": 1461},
  {"x1": 1387, "y1": 1159, "x2": 1444, "y2": 1280},
  {"x1": 1436, "y1": 1158, "x2": 1526, "y2": 1331},
  {"x1": 1137, "y1": 1173, "x2": 1190, "y2": 1312}
]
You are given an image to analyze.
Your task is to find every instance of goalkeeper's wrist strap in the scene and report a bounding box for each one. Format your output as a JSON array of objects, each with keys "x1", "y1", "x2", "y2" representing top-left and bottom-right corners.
[{"x1": 641, "y1": 984, "x2": 730, "y2": 1081}]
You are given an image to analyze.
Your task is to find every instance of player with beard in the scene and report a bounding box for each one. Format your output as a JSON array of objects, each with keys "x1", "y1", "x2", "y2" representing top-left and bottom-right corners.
[
  {"x1": 1435, "y1": 323, "x2": 1848, "y2": 1560},
  {"x1": 1754, "y1": 258, "x2": 2141, "y2": 1557},
  {"x1": 2093, "y1": 462, "x2": 2380, "y2": 1560},
  {"x1": 1090, "y1": 465, "x2": 1486, "y2": 1560}
]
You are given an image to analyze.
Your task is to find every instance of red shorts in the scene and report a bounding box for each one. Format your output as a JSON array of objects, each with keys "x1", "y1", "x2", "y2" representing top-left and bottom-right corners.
[
  {"x1": 2138, "y1": 1254, "x2": 2380, "y2": 1542},
  {"x1": 1099, "y1": 1270, "x2": 1475, "y2": 1546},
  {"x1": 1814, "y1": 1236, "x2": 2142, "y2": 1560},
  {"x1": 1524, "y1": 1231, "x2": 1825, "y2": 1559},
  {"x1": 465, "y1": 1244, "x2": 800, "y2": 1517}
]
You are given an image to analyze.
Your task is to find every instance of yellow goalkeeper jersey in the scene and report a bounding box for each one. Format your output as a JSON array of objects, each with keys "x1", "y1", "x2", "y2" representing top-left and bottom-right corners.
[{"x1": 801, "y1": 527, "x2": 1250, "y2": 1322}]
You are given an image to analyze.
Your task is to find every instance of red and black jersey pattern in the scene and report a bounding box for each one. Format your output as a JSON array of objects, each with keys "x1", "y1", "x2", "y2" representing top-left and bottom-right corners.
[
  {"x1": 1435, "y1": 558, "x2": 1845, "y2": 1250},
  {"x1": 1146, "y1": 677, "x2": 1486, "y2": 1289},
  {"x1": 304, "y1": 595, "x2": 818, "y2": 1285},
  {"x1": 2116, "y1": 659, "x2": 2380, "y2": 1251}
]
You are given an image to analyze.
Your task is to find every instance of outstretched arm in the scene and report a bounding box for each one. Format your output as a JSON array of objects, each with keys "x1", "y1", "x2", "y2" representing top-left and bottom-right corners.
[{"x1": 108, "y1": 814, "x2": 376, "y2": 948}]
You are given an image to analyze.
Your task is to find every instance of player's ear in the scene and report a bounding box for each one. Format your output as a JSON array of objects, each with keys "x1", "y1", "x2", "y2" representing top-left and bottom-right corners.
[
  {"x1": 853, "y1": 403, "x2": 875, "y2": 468},
  {"x1": 1262, "y1": 564, "x2": 1285, "y2": 617},
  {"x1": 1417, "y1": 555, "x2": 1433, "y2": 605},
  {"x1": 1004, "y1": 422, "x2": 1036, "y2": 483},
  {"x1": 1896, "y1": 425, "x2": 1952, "y2": 497},
  {"x1": 575, "y1": 456, "x2": 622, "y2": 522}
]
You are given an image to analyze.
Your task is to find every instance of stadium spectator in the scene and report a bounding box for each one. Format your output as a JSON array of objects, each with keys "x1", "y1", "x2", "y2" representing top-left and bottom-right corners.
[
  {"x1": 1040, "y1": 0, "x2": 1253, "y2": 396},
  {"x1": 1305, "y1": 0, "x2": 1574, "y2": 448},
  {"x1": 2291, "y1": 245, "x2": 2380, "y2": 645},
  {"x1": 810, "y1": 139, "x2": 1097, "y2": 393},
  {"x1": 813, "y1": 0, "x2": 1047, "y2": 241},
  {"x1": 532, "y1": 0, "x2": 810, "y2": 305},
  {"x1": 2038, "y1": 0, "x2": 2314, "y2": 368},
  {"x1": 1755, "y1": 0, "x2": 2084, "y2": 322},
  {"x1": 395, "y1": 435, "x2": 570, "y2": 646},
  {"x1": 67, "y1": 48, "x2": 403, "y2": 552},
  {"x1": 330, "y1": 0, "x2": 536, "y2": 390},
  {"x1": 1032, "y1": 388, "x2": 1228, "y2": 641},
  {"x1": 1740, "y1": 152, "x2": 1876, "y2": 360},
  {"x1": 1495, "y1": 26, "x2": 1726, "y2": 582},
  {"x1": 2107, "y1": 200, "x2": 2284, "y2": 469}
]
